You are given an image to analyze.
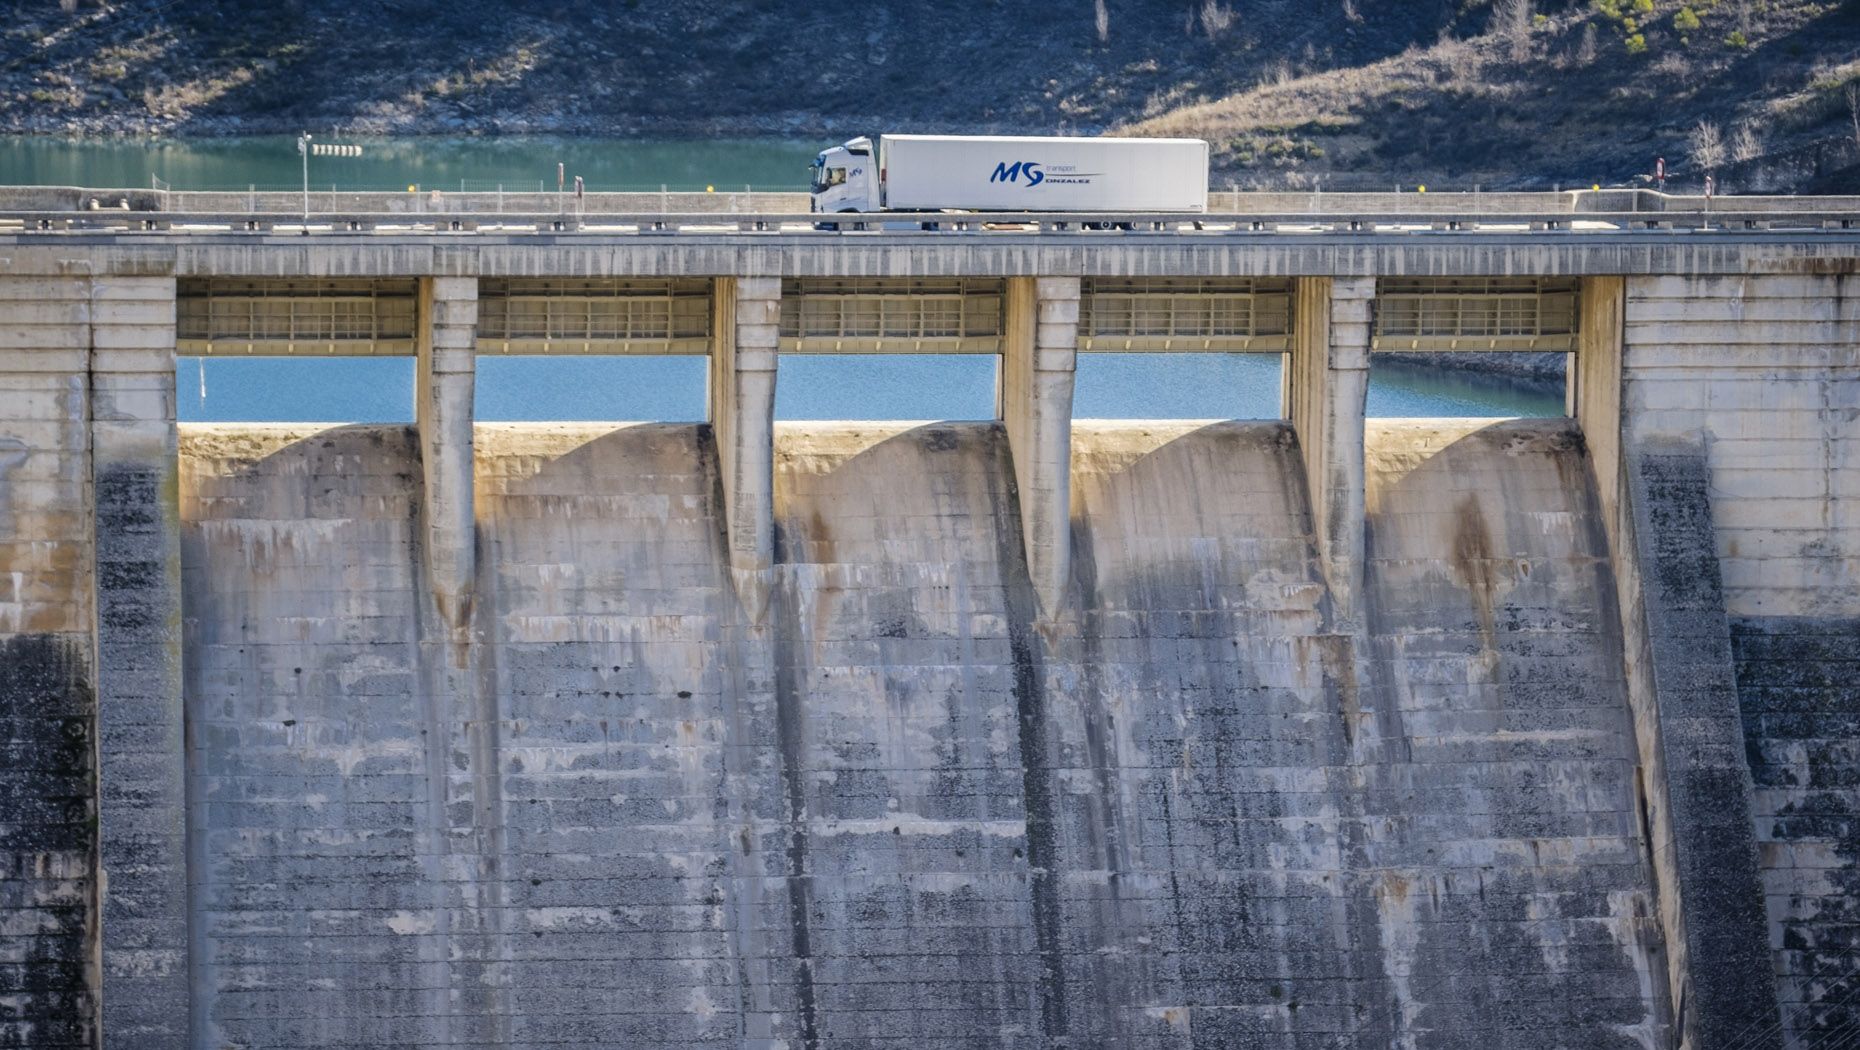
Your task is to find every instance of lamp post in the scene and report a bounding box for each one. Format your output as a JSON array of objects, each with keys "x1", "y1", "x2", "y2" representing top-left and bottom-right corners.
[{"x1": 297, "y1": 132, "x2": 312, "y2": 226}]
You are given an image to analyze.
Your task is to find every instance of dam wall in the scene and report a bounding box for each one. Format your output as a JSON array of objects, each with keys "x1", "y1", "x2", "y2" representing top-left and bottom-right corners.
[
  {"x1": 168, "y1": 416, "x2": 1666, "y2": 1049},
  {"x1": 1, "y1": 225, "x2": 1856, "y2": 1047}
]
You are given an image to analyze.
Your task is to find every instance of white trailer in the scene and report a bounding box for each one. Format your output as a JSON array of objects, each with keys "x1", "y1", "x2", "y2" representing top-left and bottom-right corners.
[{"x1": 809, "y1": 134, "x2": 1208, "y2": 215}]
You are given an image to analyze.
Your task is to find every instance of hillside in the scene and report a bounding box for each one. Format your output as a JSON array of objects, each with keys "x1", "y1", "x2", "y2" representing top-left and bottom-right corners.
[{"x1": 8, "y1": 0, "x2": 1860, "y2": 190}]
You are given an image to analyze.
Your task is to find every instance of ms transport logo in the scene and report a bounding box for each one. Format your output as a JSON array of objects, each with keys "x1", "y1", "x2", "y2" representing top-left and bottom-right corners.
[{"x1": 990, "y1": 161, "x2": 1100, "y2": 187}]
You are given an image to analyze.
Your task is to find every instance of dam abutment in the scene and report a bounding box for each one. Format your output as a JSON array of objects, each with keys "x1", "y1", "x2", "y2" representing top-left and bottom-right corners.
[{"x1": 0, "y1": 220, "x2": 1855, "y2": 1047}]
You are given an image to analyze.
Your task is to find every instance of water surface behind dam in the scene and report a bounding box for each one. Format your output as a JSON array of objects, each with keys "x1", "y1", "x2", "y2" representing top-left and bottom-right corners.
[
  {"x1": 177, "y1": 415, "x2": 1662, "y2": 1047},
  {"x1": 175, "y1": 353, "x2": 1564, "y2": 424}
]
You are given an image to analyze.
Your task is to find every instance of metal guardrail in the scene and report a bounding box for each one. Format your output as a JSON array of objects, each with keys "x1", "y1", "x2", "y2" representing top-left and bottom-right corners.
[{"x1": 4, "y1": 209, "x2": 1860, "y2": 235}]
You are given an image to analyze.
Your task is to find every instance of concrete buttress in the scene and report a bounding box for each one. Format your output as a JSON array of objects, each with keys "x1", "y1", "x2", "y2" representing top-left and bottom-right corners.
[
  {"x1": 1002, "y1": 275, "x2": 1077, "y2": 620},
  {"x1": 710, "y1": 276, "x2": 778, "y2": 621},
  {"x1": 1289, "y1": 276, "x2": 1371, "y2": 626},
  {"x1": 89, "y1": 273, "x2": 189, "y2": 1049},
  {"x1": 416, "y1": 276, "x2": 477, "y2": 628}
]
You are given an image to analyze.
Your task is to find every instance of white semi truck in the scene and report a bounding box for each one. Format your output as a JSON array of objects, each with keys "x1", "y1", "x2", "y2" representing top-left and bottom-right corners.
[{"x1": 809, "y1": 134, "x2": 1209, "y2": 215}]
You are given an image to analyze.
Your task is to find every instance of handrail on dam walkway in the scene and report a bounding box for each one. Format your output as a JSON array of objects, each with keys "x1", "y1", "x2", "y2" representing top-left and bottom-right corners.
[{"x1": 8, "y1": 207, "x2": 1860, "y2": 236}]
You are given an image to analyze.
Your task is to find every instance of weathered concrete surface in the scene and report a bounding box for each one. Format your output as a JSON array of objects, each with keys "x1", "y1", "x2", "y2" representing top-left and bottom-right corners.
[
  {"x1": 2, "y1": 234, "x2": 1856, "y2": 1048},
  {"x1": 1733, "y1": 615, "x2": 1860, "y2": 1048},
  {"x1": 476, "y1": 423, "x2": 773, "y2": 1049},
  {"x1": 0, "y1": 273, "x2": 95, "y2": 1050},
  {"x1": 1045, "y1": 420, "x2": 1367, "y2": 1045},
  {"x1": 1289, "y1": 277, "x2": 1371, "y2": 628},
  {"x1": 1624, "y1": 275, "x2": 1860, "y2": 621},
  {"x1": 90, "y1": 274, "x2": 189, "y2": 1050},
  {"x1": 1575, "y1": 275, "x2": 1761, "y2": 1047},
  {"x1": 712, "y1": 276, "x2": 779, "y2": 621},
  {"x1": 165, "y1": 416, "x2": 1675, "y2": 1047},
  {"x1": 769, "y1": 422, "x2": 1040, "y2": 1049},
  {"x1": 1616, "y1": 272, "x2": 1860, "y2": 1048},
  {"x1": 1623, "y1": 272, "x2": 1860, "y2": 1049},
  {"x1": 1001, "y1": 276, "x2": 1078, "y2": 622},
  {"x1": 179, "y1": 425, "x2": 435, "y2": 1049},
  {"x1": 1361, "y1": 419, "x2": 1668, "y2": 1049},
  {"x1": 11, "y1": 236, "x2": 1860, "y2": 290},
  {"x1": 416, "y1": 276, "x2": 477, "y2": 629}
]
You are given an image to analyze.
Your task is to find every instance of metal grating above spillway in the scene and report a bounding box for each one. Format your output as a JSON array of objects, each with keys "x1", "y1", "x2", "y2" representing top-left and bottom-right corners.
[
  {"x1": 475, "y1": 278, "x2": 711, "y2": 354},
  {"x1": 1373, "y1": 277, "x2": 1580, "y2": 352},
  {"x1": 779, "y1": 278, "x2": 1004, "y2": 353},
  {"x1": 1079, "y1": 277, "x2": 1294, "y2": 352},
  {"x1": 177, "y1": 279, "x2": 418, "y2": 355}
]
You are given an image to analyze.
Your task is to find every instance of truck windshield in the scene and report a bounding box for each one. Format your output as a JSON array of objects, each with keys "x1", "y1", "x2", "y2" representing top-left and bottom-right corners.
[{"x1": 811, "y1": 163, "x2": 847, "y2": 192}]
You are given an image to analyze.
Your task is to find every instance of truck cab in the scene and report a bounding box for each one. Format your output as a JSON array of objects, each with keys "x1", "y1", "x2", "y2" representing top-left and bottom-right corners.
[{"x1": 810, "y1": 137, "x2": 879, "y2": 213}]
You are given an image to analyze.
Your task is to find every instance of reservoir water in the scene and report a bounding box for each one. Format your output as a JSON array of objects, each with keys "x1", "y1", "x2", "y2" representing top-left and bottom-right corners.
[
  {"x1": 4, "y1": 135, "x2": 1566, "y2": 421},
  {"x1": 174, "y1": 354, "x2": 1564, "y2": 423},
  {"x1": 0, "y1": 134, "x2": 820, "y2": 191}
]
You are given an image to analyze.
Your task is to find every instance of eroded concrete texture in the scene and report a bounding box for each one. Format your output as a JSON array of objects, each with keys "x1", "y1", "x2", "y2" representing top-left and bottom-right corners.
[
  {"x1": 1734, "y1": 615, "x2": 1860, "y2": 1047},
  {"x1": 174, "y1": 418, "x2": 1669, "y2": 1049},
  {"x1": 0, "y1": 634, "x2": 95, "y2": 1049},
  {"x1": 1362, "y1": 420, "x2": 1667, "y2": 1049}
]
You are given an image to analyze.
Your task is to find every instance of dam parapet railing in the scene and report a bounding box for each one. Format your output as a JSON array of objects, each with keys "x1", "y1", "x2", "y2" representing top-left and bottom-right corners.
[
  {"x1": 7, "y1": 205, "x2": 1860, "y2": 236},
  {"x1": 8, "y1": 183, "x2": 1860, "y2": 221}
]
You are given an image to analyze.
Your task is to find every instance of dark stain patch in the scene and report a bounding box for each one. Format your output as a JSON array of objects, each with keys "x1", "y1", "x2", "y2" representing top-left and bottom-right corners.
[
  {"x1": 920, "y1": 427, "x2": 960, "y2": 453},
  {"x1": 0, "y1": 633, "x2": 97, "y2": 1049},
  {"x1": 986, "y1": 442, "x2": 1069, "y2": 1044},
  {"x1": 769, "y1": 536, "x2": 823, "y2": 1050},
  {"x1": 1733, "y1": 615, "x2": 1860, "y2": 1045},
  {"x1": 1449, "y1": 494, "x2": 1499, "y2": 648}
]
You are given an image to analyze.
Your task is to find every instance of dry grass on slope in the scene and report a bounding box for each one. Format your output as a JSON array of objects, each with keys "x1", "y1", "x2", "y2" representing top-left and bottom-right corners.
[
  {"x1": 1128, "y1": 39, "x2": 1496, "y2": 188},
  {"x1": 1126, "y1": 1, "x2": 1860, "y2": 192}
]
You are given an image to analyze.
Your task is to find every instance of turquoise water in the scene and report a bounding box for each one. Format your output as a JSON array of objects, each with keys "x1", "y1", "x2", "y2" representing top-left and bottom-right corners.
[
  {"x1": 8, "y1": 135, "x2": 1564, "y2": 421},
  {"x1": 0, "y1": 135, "x2": 818, "y2": 192},
  {"x1": 175, "y1": 353, "x2": 1564, "y2": 423}
]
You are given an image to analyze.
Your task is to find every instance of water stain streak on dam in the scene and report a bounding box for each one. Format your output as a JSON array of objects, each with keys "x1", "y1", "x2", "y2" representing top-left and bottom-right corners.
[{"x1": 1, "y1": 210, "x2": 1856, "y2": 1048}]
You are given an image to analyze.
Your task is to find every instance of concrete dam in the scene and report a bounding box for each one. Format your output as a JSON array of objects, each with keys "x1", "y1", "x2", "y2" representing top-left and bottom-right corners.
[{"x1": 2, "y1": 193, "x2": 1857, "y2": 1049}]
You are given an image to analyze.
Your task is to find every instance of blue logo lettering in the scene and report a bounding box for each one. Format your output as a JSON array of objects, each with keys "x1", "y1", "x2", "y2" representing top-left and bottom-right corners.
[{"x1": 990, "y1": 161, "x2": 1044, "y2": 187}]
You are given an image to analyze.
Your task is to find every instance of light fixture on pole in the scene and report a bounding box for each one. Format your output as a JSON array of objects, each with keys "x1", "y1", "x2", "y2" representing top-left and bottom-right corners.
[
  {"x1": 297, "y1": 135, "x2": 364, "y2": 228},
  {"x1": 298, "y1": 132, "x2": 311, "y2": 226}
]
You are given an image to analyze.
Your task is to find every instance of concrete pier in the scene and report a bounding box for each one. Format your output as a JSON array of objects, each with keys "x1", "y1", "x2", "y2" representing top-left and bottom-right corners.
[
  {"x1": 1288, "y1": 276, "x2": 1372, "y2": 627},
  {"x1": 2, "y1": 210, "x2": 1857, "y2": 1048},
  {"x1": 1002, "y1": 275, "x2": 1077, "y2": 620},
  {"x1": 416, "y1": 276, "x2": 477, "y2": 627},
  {"x1": 710, "y1": 275, "x2": 780, "y2": 619}
]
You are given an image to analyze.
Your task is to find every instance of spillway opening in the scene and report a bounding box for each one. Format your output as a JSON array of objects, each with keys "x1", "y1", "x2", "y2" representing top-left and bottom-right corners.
[
  {"x1": 1075, "y1": 277, "x2": 1290, "y2": 420},
  {"x1": 472, "y1": 278, "x2": 711, "y2": 421},
  {"x1": 1366, "y1": 277, "x2": 1576, "y2": 418},
  {"x1": 175, "y1": 277, "x2": 419, "y2": 422},
  {"x1": 776, "y1": 277, "x2": 1002, "y2": 420},
  {"x1": 177, "y1": 356, "x2": 415, "y2": 422},
  {"x1": 1073, "y1": 352, "x2": 1284, "y2": 419},
  {"x1": 474, "y1": 356, "x2": 707, "y2": 421},
  {"x1": 774, "y1": 353, "x2": 998, "y2": 420}
]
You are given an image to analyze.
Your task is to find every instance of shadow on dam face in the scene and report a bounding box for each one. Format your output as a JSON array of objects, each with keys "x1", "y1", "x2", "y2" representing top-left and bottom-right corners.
[{"x1": 168, "y1": 416, "x2": 1668, "y2": 1049}]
